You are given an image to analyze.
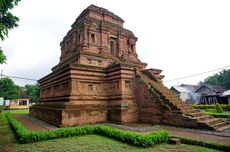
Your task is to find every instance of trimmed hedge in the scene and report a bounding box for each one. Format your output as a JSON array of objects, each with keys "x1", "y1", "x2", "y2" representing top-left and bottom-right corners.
[
  {"x1": 204, "y1": 112, "x2": 230, "y2": 119},
  {"x1": 171, "y1": 136, "x2": 230, "y2": 151},
  {"x1": 192, "y1": 104, "x2": 230, "y2": 111},
  {"x1": 6, "y1": 112, "x2": 168, "y2": 147}
]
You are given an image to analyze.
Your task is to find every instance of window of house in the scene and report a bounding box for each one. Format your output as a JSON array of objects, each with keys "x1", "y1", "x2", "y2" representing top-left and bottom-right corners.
[
  {"x1": 91, "y1": 34, "x2": 95, "y2": 43},
  {"x1": 19, "y1": 100, "x2": 27, "y2": 106}
]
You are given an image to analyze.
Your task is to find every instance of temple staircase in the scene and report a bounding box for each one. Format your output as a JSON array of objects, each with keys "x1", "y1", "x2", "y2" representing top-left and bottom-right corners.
[{"x1": 137, "y1": 71, "x2": 230, "y2": 132}]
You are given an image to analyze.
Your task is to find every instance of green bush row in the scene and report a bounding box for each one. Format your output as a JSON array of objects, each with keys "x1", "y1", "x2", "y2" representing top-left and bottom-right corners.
[
  {"x1": 171, "y1": 136, "x2": 230, "y2": 151},
  {"x1": 192, "y1": 104, "x2": 230, "y2": 111},
  {"x1": 204, "y1": 112, "x2": 230, "y2": 119},
  {"x1": 6, "y1": 112, "x2": 169, "y2": 147}
]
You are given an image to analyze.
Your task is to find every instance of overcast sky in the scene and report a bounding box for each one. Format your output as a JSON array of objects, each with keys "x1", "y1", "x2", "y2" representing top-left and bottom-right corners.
[{"x1": 1, "y1": 0, "x2": 230, "y2": 87}]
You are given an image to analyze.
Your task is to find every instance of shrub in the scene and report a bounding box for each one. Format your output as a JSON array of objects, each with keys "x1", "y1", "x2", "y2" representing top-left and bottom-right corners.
[
  {"x1": 204, "y1": 108, "x2": 217, "y2": 113},
  {"x1": 215, "y1": 104, "x2": 224, "y2": 113},
  {"x1": 0, "y1": 105, "x2": 6, "y2": 112},
  {"x1": 204, "y1": 112, "x2": 230, "y2": 119},
  {"x1": 171, "y1": 136, "x2": 230, "y2": 151},
  {"x1": 94, "y1": 125, "x2": 169, "y2": 147},
  {"x1": 5, "y1": 112, "x2": 169, "y2": 147},
  {"x1": 192, "y1": 104, "x2": 230, "y2": 111}
]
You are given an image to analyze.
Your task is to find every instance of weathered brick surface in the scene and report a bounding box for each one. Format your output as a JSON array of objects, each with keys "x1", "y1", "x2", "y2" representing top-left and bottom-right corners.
[
  {"x1": 30, "y1": 5, "x2": 230, "y2": 131},
  {"x1": 30, "y1": 5, "x2": 147, "y2": 127},
  {"x1": 134, "y1": 75, "x2": 199, "y2": 128}
]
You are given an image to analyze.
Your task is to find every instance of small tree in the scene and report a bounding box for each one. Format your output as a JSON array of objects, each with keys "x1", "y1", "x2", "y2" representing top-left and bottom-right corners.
[
  {"x1": 200, "y1": 69, "x2": 230, "y2": 90},
  {"x1": 0, "y1": 0, "x2": 21, "y2": 64},
  {"x1": 0, "y1": 49, "x2": 6, "y2": 63},
  {"x1": 0, "y1": 77, "x2": 20, "y2": 99},
  {"x1": 24, "y1": 84, "x2": 40, "y2": 103}
]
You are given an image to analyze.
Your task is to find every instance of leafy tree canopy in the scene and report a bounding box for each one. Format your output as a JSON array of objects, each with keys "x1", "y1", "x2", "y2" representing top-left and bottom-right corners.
[
  {"x1": 0, "y1": 48, "x2": 6, "y2": 63},
  {"x1": 24, "y1": 84, "x2": 40, "y2": 103},
  {"x1": 0, "y1": 77, "x2": 20, "y2": 99},
  {"x1": 0, "y1": 0, "x2": 21, "y2": 64},
  {"x1": 201, "y1": 69, "x2": 230, "y2": 90}
]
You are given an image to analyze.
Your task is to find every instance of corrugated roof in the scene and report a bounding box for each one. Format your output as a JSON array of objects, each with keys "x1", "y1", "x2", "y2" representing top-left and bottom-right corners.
[
  {"x1": 172, "y1": 86, "x2": 190, "y2": 93},
  {"x1": 180, "y1": 84, "x2": 199, "y2": 92},
  {"x1": 206, "y1": 84, "x2": 226, "y2": 93},
  {"x1": 223, "y1": 90, "x2": 230, "y2": 96}
]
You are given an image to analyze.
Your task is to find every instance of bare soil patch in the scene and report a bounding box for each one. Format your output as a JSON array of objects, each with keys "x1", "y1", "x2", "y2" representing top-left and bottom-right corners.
[{"x1": 14, "y1": 115, "x2": 47, "y2": 131}]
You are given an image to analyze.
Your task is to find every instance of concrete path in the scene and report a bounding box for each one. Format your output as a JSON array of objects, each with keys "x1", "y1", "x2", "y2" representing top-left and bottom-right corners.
[{"x1": 161, "y1": 126, "x2": 230, "y2": 145}]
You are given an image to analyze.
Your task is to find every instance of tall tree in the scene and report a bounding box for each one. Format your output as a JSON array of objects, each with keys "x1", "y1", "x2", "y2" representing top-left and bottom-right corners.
[
  {"x1": 24, "y1": 84, "x2": 40, "y2": 103},
  {"x1": 0, "y1": 0, "x2": 21, "y2": 64},
  {"x1": 0, "y1": 77, "x2": 20, "y2": 99},
  {"x1": 201, "y1": 69, "x2": 230, "y2": 90}
]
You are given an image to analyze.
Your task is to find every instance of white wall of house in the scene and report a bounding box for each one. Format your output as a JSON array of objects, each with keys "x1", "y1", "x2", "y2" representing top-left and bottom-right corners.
[
  {"x1": 17, "y1": 99, "x2": 29, "y2": 106},
  {"x1": 9, "y1": 98, "x2": 30, "y2": 109},
  {"x1": 0, "y1": 97, "x2": 3, "y2": 105},
  {"x1": 180, "y1": 92, "x2": 190, "y2": 102},
  {"x1": 5, "y1": 100, "x2": 10, "y2": 106}
]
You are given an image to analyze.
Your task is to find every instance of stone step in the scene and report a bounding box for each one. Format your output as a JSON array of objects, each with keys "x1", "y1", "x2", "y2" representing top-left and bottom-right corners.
[
  {"x1": 186, "y1": 112, "x2": 204, "y2": 117},
  {"x1": 215, "y1": 124, "x2": 230, "y2": 132},
  {"x1": 209, "y1": 119, "x2": 224, "y2": 126},
  {"x1": 165, "y1": 97, "x2": 178, "y2": 102},
  {"x1": 169, "y1": 138, "x2": 181, "y2": 145},
  {"x1": 192, "y1": 115, "x2": 212, "y2": 121},
  {"x1": 182, "y1": 109, "x2": 200, "y2": 114},
  {"x1": 212, "y1": 121, "x2": 228, "y2": 128},
  {"x1": 200, "y1": 118, "x2": 222, "y2": 125},
  {"x1": 174, "y1": 100, "x2": 185, "y2": 104},
  {"x1": 179, "y1": 106, "x2": 194, "y2": 111},
  {"x1": 175, "y1": 102, "x2": 188, "y2": 106},
  {"x1": 177, "y1": 103, "x2": 191, "y2": 107},
  {"x1": 139, "y1": 72, "x2": 230, "y2": 132},
  {"x1": 161, "y1": 92, "x2": 176, "y2": 96}
]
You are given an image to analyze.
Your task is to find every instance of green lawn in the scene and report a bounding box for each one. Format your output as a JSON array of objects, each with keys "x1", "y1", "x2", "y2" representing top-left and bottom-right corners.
[
  {"x1": 7, "y1": 109, "x2": 29, "y2": 115},
  {"x1": 202, "y1": 108, "x2": 230, "y2": 119},
  {"x1": 13, "y1": 135, "x2": 220, "y2": 152},
  {"x1": 0, "y1": 110, "x2": 221, "y2": 152}
]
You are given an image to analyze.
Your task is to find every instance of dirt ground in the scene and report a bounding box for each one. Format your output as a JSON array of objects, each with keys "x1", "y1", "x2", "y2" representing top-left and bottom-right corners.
[{"x1": 14, "y1": 115, "x2": 47, "y2": 131}]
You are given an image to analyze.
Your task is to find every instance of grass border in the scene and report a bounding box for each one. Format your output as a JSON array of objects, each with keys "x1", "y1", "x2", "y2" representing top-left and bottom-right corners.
[
  {"x1": 5, "y1": 111, "x2": 230, "y2": 151},
  {"x1": 192, "y1": 104, "x2": 230, "y2": 111},
  {"x1": 171, "y1": 136, "x2": 230, "y2": 151},
  {"x1": 5, "y1": 112, "x2": 169, "y2": 147},
  {"x1": 203, "y1": 112, "x2": 230, "y2": 119}
]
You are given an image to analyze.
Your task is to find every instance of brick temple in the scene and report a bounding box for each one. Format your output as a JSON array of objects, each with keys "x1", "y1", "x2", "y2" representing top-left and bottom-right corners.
[{"x1": 30, "y1": 5, "x2": 230, "y2": 131}]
